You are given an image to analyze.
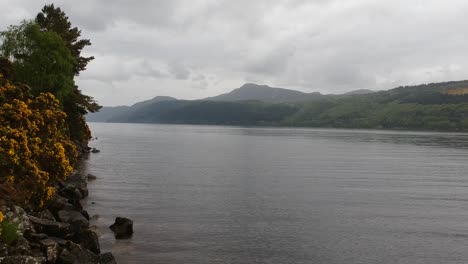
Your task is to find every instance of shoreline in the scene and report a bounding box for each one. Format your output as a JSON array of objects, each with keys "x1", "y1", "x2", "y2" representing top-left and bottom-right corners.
[{"x1": 0, "y1": 148, "x2": 116, "y2": 264}]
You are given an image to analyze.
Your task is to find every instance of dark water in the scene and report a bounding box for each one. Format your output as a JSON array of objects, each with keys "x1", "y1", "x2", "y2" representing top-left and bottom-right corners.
[{"x1": 81, "y1": 123, "x2": 468, "y2": 264}]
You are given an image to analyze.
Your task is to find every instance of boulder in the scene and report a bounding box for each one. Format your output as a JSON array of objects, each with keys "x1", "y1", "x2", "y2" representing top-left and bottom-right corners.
[
  {"x1": 4, "y1": 206, "x2": 34, "y2": 236},
  {"x1": 109, "y1": 217, "x2": 133, "y2": 239},
  {"x1": 99, "y1": 252, "x2": 117, "y2": 264},
  {"x1": 0, "y1": 256, "x2": 46, "y2": 264},
  {"x1": 39, "y1": 239, "x2": 59, "y2": 263},
  {"x1": 90, "y1": 148, "x2": 100, "y2": 153},
  {"x1": 30, "y1": 210, "x2": 55, "y2": 222},
  {"x1": 87, "y1": 174, "x2": 97, "y2": 181},
  {"x1": 74, "y1": 229, "x2": 100, "y2": 255},
  {"x1": 58, "y1": 242, "x2": 100, "y2": 264},
  {"x1": 28, "y1": 216, "x2": 70, "y2": 238},
  {"x1": 57, "y1": 210, "x2": 89, "y2": 228},
  {"x1": 8, "y1": 237, "x2": 32, "y2": 256},
  {"x1": 0, "y1": 242, "x2": 8, "y2": 257}
]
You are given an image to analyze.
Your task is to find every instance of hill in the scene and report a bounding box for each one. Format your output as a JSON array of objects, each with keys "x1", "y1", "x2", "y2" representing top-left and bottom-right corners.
[
  {"x1": 86, "y1": 96, "x2": 176, "y2": 122},
  {"x1": 204, "y1": 83, "x2": 324, "y2": 102},
  {"x1": 87, "y1": 80, "x2": 468, "y2": 131}
]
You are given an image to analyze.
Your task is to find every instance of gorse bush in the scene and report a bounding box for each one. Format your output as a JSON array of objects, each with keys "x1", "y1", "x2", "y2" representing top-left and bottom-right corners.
[{"x1": 0, "y1": 74, "x2": 77, "y2": 208}]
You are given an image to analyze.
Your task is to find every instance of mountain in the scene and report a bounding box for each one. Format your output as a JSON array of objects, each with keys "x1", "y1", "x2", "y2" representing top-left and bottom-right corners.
[
  {"x1": 343, "y1": 89, "x2": 376, "y2": 95},
  {"x1": 87, "y1": 80, "x2": 468, "y2": 131},
  {"x1": 204, "y1": 83, "x2": 325, "y2": 102},
  {"x1": 86, "y1": 96, "x2": 176, "y2": 122}
]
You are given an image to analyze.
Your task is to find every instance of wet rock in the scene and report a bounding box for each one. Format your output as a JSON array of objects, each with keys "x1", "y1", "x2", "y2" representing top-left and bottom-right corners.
[
  {"x1": 0, "y1": 256, "x2": 46, "y2": 264},
  {"x1": 86, "y1": 174, "x2": 97, "y2": 181},
  {"x1": 57, "y1": 210, "x2": 89, "y2": 228},
  {"x1": 81, "y1": 210, "x2": 90, "y2": 221},
  {"x1": 39, "y1": 239, "x2": 59, "y2": 263},
  {"x1": 28, "y1": 216, "x2": 70, "y2": 238},
  {"x1": 99, "y1": 252, "x2": 117, "y2": 264},
  {"x1": 74, "y1": 229, "x2": 100, "y2": 254},
  {"x1": 90, "y1": 148, "x2": 100, "y2": 153},
  {"x1": 58, "y1": 187, "x2": 84, "y2": 209},
  {"x1": 58, "y1": 242, "x2": 99, "y2": 264},
  {"x1": 109, "y1": 217, "x2": 133, "y2": 239}
]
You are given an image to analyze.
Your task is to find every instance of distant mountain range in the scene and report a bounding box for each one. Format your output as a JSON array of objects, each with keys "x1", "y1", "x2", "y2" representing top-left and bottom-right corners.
[
  {"x1": 86, "y1": 83, "x2": 373, "y2": 122},
  {"x1": 204, "y1": 83, "x2": 328, "y2": 102},
  {"x1": 86, "y1": 81, "x2": 468, "y2": 131}
]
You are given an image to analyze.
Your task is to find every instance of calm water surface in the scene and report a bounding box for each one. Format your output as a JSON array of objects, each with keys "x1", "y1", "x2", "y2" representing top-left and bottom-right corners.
[{"x1": 81, "y1": 123, "x2": 468, "y2": 264}]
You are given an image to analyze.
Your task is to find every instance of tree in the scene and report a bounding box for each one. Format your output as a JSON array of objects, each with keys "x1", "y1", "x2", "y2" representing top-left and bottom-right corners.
[
  {"x1": 36, "y1": 4, "x2": 94, "y2": 76},
  {"x1": 0, "y1": 21, "x2": 75, "y2": 102},
  {"x1": 35, "y1": 4, "x2": 101, "y2": 142}
]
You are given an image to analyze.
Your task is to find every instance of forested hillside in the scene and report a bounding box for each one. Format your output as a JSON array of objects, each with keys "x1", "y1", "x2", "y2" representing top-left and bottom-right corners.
[{"x1": 89, "y1": 80, "x2": 468, "y2": 131}]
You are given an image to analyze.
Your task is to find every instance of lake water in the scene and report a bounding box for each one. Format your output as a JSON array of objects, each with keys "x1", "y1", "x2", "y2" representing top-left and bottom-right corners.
[{"x1": 81, "y1": 123, "x2": 468, "y2": 264}]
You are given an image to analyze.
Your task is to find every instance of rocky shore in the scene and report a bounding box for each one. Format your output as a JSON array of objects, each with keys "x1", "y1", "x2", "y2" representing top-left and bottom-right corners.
[{"x1": 0, "y1": 160, "x2": 116, "y2": 263}]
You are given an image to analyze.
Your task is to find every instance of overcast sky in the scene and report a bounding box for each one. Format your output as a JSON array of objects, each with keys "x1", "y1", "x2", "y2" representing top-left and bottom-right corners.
[{"x1": 1, "y1": 0, "x2": 468, "y2": 106}]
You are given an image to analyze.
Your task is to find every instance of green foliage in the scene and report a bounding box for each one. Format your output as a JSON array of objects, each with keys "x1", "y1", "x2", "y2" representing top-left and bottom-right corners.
[
  {"x1": 36, "y1": 4, "x2": 94, "y2": 76},
  {"x1": 1, "y1": 220, "x2": 18, "y2": 245},
  {"x1": 0, "y1": 21, "x2": 75, "y2": 102},
  {"x1": 35, "y1": 4, "x2": 101, "y2": 142},
  {"x1": 0, "y1": 5, "x2": 101, "y2": 143}
]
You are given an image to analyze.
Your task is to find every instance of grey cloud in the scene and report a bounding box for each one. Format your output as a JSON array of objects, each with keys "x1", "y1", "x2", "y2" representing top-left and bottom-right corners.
[
  {"x1": 169, "y1": 62, "x2": 190, "y2": 80},
  {"x1": 1, "y1": 0, "x2": 468, "y2": 105}
]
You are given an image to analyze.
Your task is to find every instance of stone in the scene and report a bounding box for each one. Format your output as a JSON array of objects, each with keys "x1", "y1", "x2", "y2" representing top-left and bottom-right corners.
[
  {"x1": 39, "y1": 239, "x2": 59, "y2": 263},
  {"x1": 9, "y1": 237, "x2": 32, "y2": 256},
  {"x1": 3, "y1": 206, "x2": 34, "y2": 236},
  {"x1": 0, "y1": 242, "x2": 8, "y2": 257},
  {"x1": 74, "y1": 229, "x2": 100, "y2": 254},
  {"x1": 58, "y1": 241, "x2": 100, "y2": 264},
  {"x1": 90, "y1": 148, "x2": 100, "y2": 153},
  {"x1": 109, "y1": 217, "x2": 133, "y2": 239},
  {"x1": 57, "y1": 210, "x2": 89, "y2": 228},
  {"x1": 99, "y1": 252, "x2": 117, "y2": 264},
  {"x1": 31, "y1": 210, "x2": 55, "y2": 222},
  {"x1": 28, "y1": 216, "x2": 70, "y2": 238},
  {"x1": 87, "y1": 174, "x2": 97, "y2": 181},
  {"x1": 0, "y1": 256, "x2": 46, "y2": 264}
]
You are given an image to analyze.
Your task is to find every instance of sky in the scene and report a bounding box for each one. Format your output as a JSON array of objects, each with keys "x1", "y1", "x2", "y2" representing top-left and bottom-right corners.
[{"x1": 1, "y1": 0, "x2": 468, "y2": 106}]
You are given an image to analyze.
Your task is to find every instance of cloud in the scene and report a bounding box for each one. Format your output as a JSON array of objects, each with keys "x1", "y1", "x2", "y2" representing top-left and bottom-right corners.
[{"x1": 1, "y1": 0, "x2": 468, "y2": 105}]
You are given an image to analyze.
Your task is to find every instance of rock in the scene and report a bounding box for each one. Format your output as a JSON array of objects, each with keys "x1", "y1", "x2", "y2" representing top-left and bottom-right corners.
[
  {"x1": 0, "y1": 256, "x2": 46, "y2": 264},
  {"x1": 109, "y1": 217, "x2": 133, "y2": 239},
  {"x1": 87, "y1": 174, "x2": 97, "y2": 181},
  {"x1": 81, "y1": 210, "x2": 90, "y2": 221},
  {"x1": 58, "y1": 187, "x2": 84, "y2": 209},
  {"x1": 90, "y1": 148, "x2": 100, "y2": 153},
  {"x1": 28, "y1": 216, "x2": 70, "y2": 238},
  {"x1": 74, "y1": 229, "x2": 100, "y2": 254},
  {"x1": 9, "y1": 237, "x2": 32, "y2": 256},
  {"x1": 57, "y1": 210, "x2": 89, "y2": 228},
  {"x1": 0, "y1": 242, "x2": 8, "y2": 257},
  {"x1": 58, "y1": 242, "x2": 100, "y2": 264},
  {"x1": 4, "y1": 206, "x2": 34, "y2": 236},
  {"x1": 39, "y1": 239, "x2": 59, "y2": 263},
  {"x1": 23, "y1": 232, "x2": 48, "y2": 244},
  {"x1": 99, "y1": 252, "x2": 117, "y2": 264},
  {"x1": 48, "y1": 195, "x2": 76, "y2": 216},
  {"x1": 30, "y1": 210, "x2": 55, "y2": 222}
]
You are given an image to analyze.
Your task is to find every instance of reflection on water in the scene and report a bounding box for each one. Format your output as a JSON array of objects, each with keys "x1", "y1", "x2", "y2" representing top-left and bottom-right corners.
[{"x1": 82, "y1": 124, "x2": 468, "y2": 264}]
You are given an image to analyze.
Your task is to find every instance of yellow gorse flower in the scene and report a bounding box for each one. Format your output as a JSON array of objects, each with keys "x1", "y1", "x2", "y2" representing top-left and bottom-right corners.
[{"x1": 0, "y1": 75, "x2": 77, "y2": 208}]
